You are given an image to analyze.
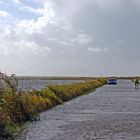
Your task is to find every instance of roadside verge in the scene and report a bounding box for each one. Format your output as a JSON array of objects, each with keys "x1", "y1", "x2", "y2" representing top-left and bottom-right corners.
[{"x1": 0, "y1": 77, "x2": 107, "y2": 139}]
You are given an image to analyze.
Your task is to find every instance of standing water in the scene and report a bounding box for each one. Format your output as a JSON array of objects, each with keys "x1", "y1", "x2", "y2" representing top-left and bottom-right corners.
[
  {"x1": 17, "y1": 80, "x2": 140, "y2": 140},
  {"x1": 18, "y1": 79, "x2": 83, "y2": 91}
]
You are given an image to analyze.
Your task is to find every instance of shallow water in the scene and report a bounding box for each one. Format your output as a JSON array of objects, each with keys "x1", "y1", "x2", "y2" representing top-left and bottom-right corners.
[
  {"x1": 18, "y1": 79, "x2": 83, "y2": 91},
  {"x1": 17, "y1": 80, "x2": 140, "y2": 140}
]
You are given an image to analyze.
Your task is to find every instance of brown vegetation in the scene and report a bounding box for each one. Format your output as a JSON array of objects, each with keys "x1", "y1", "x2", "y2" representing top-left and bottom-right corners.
[{"x1": 0, "y1": 74, "x2": 107, "y2": 139}]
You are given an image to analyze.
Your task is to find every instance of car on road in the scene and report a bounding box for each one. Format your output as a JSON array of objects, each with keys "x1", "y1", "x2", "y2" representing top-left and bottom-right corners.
[{"x1": 107, "y1": 78, "x2": 117, "y2": 85}]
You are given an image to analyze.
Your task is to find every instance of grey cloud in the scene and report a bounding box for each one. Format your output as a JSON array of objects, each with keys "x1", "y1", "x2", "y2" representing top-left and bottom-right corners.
[{"x1": 0, "y1": 0, "x2": 140, "y2": 76}]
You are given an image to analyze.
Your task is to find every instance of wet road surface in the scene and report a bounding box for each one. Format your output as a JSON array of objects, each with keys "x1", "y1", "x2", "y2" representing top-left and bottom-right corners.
[{"x1": 18, "y1": 80, "x2": 140, "y2": 140}]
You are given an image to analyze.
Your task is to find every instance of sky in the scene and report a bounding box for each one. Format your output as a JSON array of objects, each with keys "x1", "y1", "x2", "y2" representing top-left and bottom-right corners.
[{"x1": 0, "y1": 0, "x2": 140, "y2": 76}]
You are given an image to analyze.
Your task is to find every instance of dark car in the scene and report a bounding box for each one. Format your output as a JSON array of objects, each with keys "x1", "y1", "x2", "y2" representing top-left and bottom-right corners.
[{"x1": 107, "y1": 78, "x2": 117, "y2": 85}]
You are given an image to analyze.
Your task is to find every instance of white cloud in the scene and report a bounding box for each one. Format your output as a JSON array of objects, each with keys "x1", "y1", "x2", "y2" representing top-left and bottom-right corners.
[
  {"x1": 77, "y1": 33, "x2": 93, "y2": 45},
  {"x1": 0, "y1": 1, "x2": 56, "y2": 60},
  {"x1": 0, "y1": 0, "x2": 22, "y2": 6},
  {"x1": 0, "y1": 0, "x2": 139, "y2": 76},
  {"x1": 88, "y1": 47, "x2": 108, "y2": 52},
  {"x1": 0, "y1": 22, "x2": 51, "y2": 57},
  {"x1": 66, "y1": 32, "x2": 93, "y2": 46},
  {"x1": 18, "y1": 1, "x2": 55, "y2": 33},
  {"x1": 17, "y1": 18, "x2": 46, "y2": 33},
  {"x1": 13, "y1": 0, "x2": 20, "y2": 3},
  {"x1": 20, "y1": 6, "x2": 44, "y2": 15},
  {"x1": 0, "y1": 10, "x2": 11, "y2": 18}
]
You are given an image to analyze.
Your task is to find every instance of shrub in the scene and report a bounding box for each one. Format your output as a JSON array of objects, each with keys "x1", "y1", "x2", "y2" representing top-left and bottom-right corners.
[{"x1": 0, "y1": 74, "x2": 107, "y2": 139}]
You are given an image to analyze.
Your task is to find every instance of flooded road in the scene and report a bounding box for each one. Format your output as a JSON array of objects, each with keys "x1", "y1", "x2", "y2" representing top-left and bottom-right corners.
[{"x1": 18, "y1": 80, "x2": 140, "y2": 140}]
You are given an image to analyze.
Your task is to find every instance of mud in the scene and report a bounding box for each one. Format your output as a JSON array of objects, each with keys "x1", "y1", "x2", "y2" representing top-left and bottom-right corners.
[{"x1": 17, "y1": 80, "x2": 140, "y2": 140}]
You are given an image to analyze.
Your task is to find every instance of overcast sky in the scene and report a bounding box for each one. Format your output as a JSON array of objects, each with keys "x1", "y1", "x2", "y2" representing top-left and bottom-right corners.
[{"x1": 0, "y1": 0, "x2": 140, "y2": 76}]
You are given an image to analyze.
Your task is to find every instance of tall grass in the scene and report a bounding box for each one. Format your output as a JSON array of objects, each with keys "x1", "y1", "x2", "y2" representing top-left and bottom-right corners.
[{"x1": 0, "y1": 74, "x2": 107, "y2": 139}]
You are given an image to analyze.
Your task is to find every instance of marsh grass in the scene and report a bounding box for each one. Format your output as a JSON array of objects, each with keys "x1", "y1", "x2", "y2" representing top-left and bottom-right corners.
[{"x1": 0, "y1": 74, "x2": 107, "y2": 139}]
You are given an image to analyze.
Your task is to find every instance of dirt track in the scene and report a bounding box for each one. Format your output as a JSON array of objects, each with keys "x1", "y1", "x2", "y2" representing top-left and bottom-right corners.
[{"x1": 18, "y1": 80, "x2": 140, "y2": 140}]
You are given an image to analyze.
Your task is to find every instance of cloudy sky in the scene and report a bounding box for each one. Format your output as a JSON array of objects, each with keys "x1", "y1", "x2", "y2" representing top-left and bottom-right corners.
[{"x1": 0, "y1": 0, "x2": 140, "y2": 76}]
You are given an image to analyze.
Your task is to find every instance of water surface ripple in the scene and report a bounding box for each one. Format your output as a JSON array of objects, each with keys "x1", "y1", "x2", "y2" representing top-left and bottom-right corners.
[{"x1": 18, "y1": 80, "x2": 140, "y2": 140}]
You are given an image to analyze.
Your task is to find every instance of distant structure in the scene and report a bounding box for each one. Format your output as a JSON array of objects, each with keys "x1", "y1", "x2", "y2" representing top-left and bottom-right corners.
[
  {"x1": 0, "y1": 72, "x2": 16, "y2": 79},
  {"x1": 0, "y1": 72, "x2": 6, "y2": 78},
  {"x1": 11, "y1": 74, "x2": 16, "y2": 77}
]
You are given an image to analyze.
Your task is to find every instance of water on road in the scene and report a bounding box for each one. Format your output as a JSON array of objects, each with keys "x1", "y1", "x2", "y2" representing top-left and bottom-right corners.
[{"x1": 18, "y1": 80, "x2": 140, "y2": 140}]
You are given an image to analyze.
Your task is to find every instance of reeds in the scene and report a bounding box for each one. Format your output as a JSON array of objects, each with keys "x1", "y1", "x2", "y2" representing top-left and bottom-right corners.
[{"x1": 0, "y1": 74, "x2": 107, "y2": 139}]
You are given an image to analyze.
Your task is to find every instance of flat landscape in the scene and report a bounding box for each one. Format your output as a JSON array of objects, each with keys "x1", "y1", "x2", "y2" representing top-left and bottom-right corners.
[
  {"x1": 18, "y1": 79, "x2": 83, "y2": 90},
  {"x1": 18, "y1": 79, "x2": 140, "y2": 140},
  {"x1": 1, "y1": 0, "x2": 140, "y2": 139},
  {"x1": 17, "y1": 76, "x2": 100, "y2": 90}
]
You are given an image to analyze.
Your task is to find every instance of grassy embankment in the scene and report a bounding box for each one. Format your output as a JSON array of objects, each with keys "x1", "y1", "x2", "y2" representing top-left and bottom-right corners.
[{"x1": 0, "y1": 76, "x2": 107, "y2": 139}]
